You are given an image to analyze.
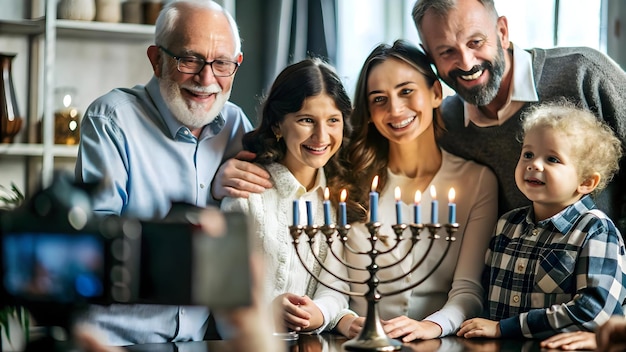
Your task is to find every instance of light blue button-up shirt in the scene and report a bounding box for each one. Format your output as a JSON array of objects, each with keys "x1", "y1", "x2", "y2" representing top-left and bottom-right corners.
[{"x1": 75, "y1": 76, "x2": 252, "y2": 345}]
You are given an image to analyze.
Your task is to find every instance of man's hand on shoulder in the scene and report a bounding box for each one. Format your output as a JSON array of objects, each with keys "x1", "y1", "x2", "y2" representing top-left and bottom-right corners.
[{"x1": 212, "y1": 151, "x2": 272, "y2": 200}]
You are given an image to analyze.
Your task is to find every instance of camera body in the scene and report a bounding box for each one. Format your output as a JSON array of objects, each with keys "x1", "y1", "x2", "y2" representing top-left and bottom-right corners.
[{"x1": 0, "y1": 175, "x2": 252, "y2": 327}]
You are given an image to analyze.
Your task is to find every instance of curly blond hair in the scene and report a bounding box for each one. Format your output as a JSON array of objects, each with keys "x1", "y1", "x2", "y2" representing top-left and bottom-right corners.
[{"x1": 520, "y1": 100, "x2": 622, "y2": 193}]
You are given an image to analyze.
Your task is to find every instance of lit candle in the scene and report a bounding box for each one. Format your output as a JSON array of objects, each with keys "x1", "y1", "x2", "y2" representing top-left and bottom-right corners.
[
  {"x1": 293, "y1": 199, "x2": 299, "y2": 225},
  {"x1": 430, "y1": 185, "x2": 438, "y2": 224},
  {"x1": 339, "y1": 189, "x2": 347, "y2": 227},
  {"x1": 306, "y1": 200, "x2": 314, "y2": 226},
  {"x1": 448, "y1": 188, "x2": 456, "y2": 224},
  {"x1": 369, "y1": 176, "x2": 379, "y2": 223},
  {"x1": 414, "y1": 190, "x2": 421, "y2": 224},
  {"x1": 395, "y1": 186, "x2": 402, "y2": 224},
  {"x1": 323, "y1": 187, "x2": 331, "y2": 225}
]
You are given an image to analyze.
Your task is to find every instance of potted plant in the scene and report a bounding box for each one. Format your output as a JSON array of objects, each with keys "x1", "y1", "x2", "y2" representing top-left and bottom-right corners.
[{"x1": 0, "y1": 183, "x2": 29, "y2": 351}]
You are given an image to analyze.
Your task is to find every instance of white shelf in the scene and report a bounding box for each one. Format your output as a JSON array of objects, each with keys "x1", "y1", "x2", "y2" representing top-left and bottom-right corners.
[
  {"x1": 0, "y1": 18, "x2": 154, "y2": 40},
  {"x1": 56, "y1": 20, "x2": 154, "y2": 40},
  {"x1": 0, "y1": 143, "x2": 78, "y2": 157},
  {"x1": 0, "y1": 18, "x2": 44, "y2": 35}
]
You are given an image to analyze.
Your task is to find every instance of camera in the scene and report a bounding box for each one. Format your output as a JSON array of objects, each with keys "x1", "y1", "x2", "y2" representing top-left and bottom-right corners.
[{"x1": 0, "y1": 174, "x2": 252, "y2": 328}]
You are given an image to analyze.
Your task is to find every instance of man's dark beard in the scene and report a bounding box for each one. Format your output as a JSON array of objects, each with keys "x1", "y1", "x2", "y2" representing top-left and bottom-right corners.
[{"x1": 440, "y1": 41, "x2": 506, "y2": 106}]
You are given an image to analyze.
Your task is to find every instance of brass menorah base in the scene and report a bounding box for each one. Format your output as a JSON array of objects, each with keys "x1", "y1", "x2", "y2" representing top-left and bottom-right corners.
[{"x1": 290, "y1": 221, "x2": 458, "y2": 351}]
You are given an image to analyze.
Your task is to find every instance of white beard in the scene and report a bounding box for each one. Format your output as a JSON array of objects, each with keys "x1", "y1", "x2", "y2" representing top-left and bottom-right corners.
[{"x1": 158, "y1": 72, "x2": 231, "y2": 130}]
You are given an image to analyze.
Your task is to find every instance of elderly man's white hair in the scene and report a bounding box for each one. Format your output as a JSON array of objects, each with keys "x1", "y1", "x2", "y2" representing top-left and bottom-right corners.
[{"x1": 154, "y1": 0, "x2": 242, "y2": 56}]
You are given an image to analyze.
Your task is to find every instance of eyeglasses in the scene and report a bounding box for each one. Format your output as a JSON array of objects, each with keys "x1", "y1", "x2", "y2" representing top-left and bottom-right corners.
[{"x1": 158, "y1": 46, "x2": 239, "y2": 77}]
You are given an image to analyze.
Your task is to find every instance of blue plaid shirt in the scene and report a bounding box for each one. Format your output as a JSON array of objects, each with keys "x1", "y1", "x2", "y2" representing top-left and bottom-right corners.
[{"x1": 485, "y1": 195, "x2": 626, "y2": 339}]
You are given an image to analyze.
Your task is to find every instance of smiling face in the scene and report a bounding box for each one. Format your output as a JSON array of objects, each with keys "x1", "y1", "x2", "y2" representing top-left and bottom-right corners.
[
  {"x1": 515, "y1": 126, "x2": 587, "y2": 219},
  {"x1": 149, "y1": 5, "x2": 242, "y2": 131},
  {"x1": 366, "y1": 58, "x2": 442, "y2": 146},
  {"x1": 275, "y1": 94, "x2": 344, "y2": 187},
  {"x1": 418, "y1": 0, "x2": 509, "y2": 106}
]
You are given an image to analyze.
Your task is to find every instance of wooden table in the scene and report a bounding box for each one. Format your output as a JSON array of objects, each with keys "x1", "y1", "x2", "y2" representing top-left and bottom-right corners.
[{"x1": 121, "y1": 333, "x2": 570, "y2": 352}]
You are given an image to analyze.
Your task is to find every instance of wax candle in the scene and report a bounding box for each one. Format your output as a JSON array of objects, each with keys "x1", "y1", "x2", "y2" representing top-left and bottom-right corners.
[
  {"x1": 414, "y1": 190, "x2": 421, "y2": 224},
  {"x1": 306, "y1": 200, "x2": 314, "y2": 226},
  {"x1": 430, "y1": 185, "x2": 438, "y2": 224},
  {"x1": 369, "y1": 175, "x2": 379, "y2": 223},
  {"x1": 293, "y1": 199, "x2": 299, "y2": 225},
  {"x1": 323, "y1": 187, "x2": 331, "y2": 225},
  {"x1": 339, "y1": 189, "x2": 347, "y2": 227},
  {"x1": 394, "y1": 186, "x2": 402, "y2": 224},
  {"x1": 448, "y1": 188, "x2": 456, "y2": 224}
]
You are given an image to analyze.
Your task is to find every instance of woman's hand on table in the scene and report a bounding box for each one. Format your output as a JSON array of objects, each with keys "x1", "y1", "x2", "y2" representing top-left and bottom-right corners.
[{"x1": 382, "y1": 316, "x2": 442, "y2": 341}]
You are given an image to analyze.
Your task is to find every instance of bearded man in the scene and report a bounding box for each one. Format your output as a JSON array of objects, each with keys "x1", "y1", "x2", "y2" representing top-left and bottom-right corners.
[
  {"x1": 412, "y1": 0, "x2": 626, "y2": 218},
  {"x1": 74, "y1": 0, "x2": 270, "y2": 345}
]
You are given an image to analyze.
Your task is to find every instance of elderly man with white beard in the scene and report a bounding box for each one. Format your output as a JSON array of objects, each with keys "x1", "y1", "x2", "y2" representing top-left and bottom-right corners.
[{"x1": 74, "y1": 0, "x2": 271, "y2": 346}]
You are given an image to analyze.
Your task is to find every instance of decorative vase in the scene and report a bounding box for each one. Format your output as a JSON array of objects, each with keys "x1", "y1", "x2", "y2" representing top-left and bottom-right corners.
[
  {"x1": 0, "y1": 53, "x2": 23, "y2": 144},
  {"x1": 58, "y1": 0, "x2": 96, "y2": 21},
  {"x1": 122, "y1": 0, "x2": 143, "y2": 24},
  {"x1": 95, "y1": 0, "x2": 121, "y2": 23},
  {"x1": 143, "y1": 1, "x2": 163, "y2": 25}
]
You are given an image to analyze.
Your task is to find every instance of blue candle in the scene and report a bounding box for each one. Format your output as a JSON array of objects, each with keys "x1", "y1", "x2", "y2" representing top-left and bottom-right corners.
[
  {"x1": 430, "y1": 185, "x2": 438, "y2": 224},
  {"x1": 369, "y1": 176, "x2": 379, "y2": 223},
  {"x1": 394, "y1": 186, "x2": 402, "y2": 224},
  {"x1": 323, "y1": 187, "x2": 331, "y2": 225},
  {"x1": 414, "y1": 190, "x2": 421, "y2": 224},
  {"x1": 306, "y1": 200, "x2": 314, "y2": 226},
  {"x1": 339, "y1": 189, "x2": 347, "y2": 226},
  {"x1": 448, "y1": 188, "x2": 456, "y2": 224},
  {"x1": 293, "y1": 200, "x2": 299, "y2": 225}
]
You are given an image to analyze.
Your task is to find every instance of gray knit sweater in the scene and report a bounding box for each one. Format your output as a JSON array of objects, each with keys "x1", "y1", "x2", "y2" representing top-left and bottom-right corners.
[{"x1": 437, "y1": 46, "x2": 626, "y2": 226}]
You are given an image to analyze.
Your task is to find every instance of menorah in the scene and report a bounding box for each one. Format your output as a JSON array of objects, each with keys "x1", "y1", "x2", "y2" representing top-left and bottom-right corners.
[{"x1": 289, "y1": 202, "x2": 459, "y2": 351}]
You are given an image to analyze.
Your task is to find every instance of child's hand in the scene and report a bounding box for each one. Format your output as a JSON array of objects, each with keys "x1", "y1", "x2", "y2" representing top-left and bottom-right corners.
[
  {"x1": 272, "y1": 293, "x2": 322, "y2": 332},
  {"x1": 457, "y1": 318, "x2": 501, "y2": 338},
  {"x1": 540, "y1": 331, "x2": 596, "y2": 351},
  {"x1": 293, "y1": 295, "x2": 324, "y2": 331}
]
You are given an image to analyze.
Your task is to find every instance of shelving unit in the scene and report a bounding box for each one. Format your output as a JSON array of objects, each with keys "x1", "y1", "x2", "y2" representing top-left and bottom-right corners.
[{"x1": 0, "y1": 1, "x2": 154, "y2": 193}]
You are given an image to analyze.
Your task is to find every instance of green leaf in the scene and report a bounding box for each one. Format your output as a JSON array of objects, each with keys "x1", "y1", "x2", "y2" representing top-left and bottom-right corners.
[
  {"x1": 0, "y1": 307, "x2": 12, "y2": 344},
  {"x1": 0, "y1": 306, "x2": 30, "y2": 345},
  {"x1": 0, "y1": 182, "x2": 24, "y2": 207}
]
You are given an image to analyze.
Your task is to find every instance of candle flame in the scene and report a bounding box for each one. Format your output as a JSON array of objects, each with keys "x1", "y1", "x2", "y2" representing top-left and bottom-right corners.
[
  {"x1": 448, "y1": 188, "x2": 455, "y2": 203},
  {"x1": 340, "y1": 189, "x2": 347, "y2": 202},
  {"x1": 324, "y1": 187, "x2": 330, "y2": 201},
  {"x1": 394, "y1": 186, "x2": 401, "y2": 201},
  {"x1": 371, "y1": 175, "x2": 379, "y2": 192},
  {"x1": 429, "y1": 185, "x2": 437, "y2": 199},
  {"x1": 414, "y1": 190, "x2": 421, "y2": 204}
]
